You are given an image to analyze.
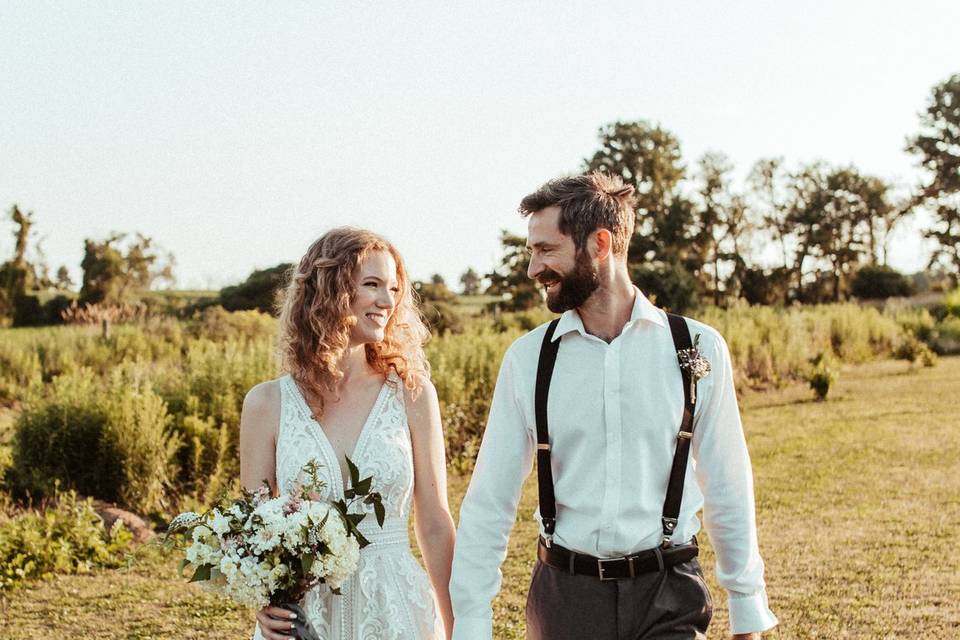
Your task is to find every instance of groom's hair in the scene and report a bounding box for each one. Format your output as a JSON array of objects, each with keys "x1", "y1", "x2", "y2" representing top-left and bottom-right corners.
[{"x1": 518, "y1": 171, "x2": 636, "y2": 258}]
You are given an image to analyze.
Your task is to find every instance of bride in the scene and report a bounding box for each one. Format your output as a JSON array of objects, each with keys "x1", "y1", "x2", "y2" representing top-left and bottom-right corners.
[{"x1": 239, "y1": 227, "x2": 455, "y2": 639}]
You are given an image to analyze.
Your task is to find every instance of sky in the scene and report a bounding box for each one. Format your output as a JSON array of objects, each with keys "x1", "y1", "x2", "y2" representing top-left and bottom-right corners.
[{"x1": 1, "y1": 1, "x2": 958, "y2": 290}]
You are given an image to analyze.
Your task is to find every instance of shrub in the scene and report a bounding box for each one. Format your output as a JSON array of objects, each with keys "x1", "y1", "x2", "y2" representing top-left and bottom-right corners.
[
  {"x1": 185, "y1": 306, "x2": 276, "y2": 343},
  {"x1": 219, "y1": 263, "x2": 292, "y2": 314},
  {"x1": 930, "y1": 316, "x2": 960, "y2": 355},
  {"x1": 807, "y1": 352, "x2": 839, "y2": 401},
  {"x1": 631, "y1": 262, "x2": 699, "y2": 314},
  {"x1": 851, "y1": 265, "x2": 914, "y2": 299},
  {"x1": 0, "y1": 489, "x2": 133, "y2": 590},
  {"x1": 943, "y1": 288, "x2": 960, "y2": 318},
  {"x1": 894, "y1": 336, "x2": 938, "y2": 367},
  {"x1": 426, "y1": 324, "x2": 521, "y2": 472},
  {"x1": 8, "y1": 371, "x2": 117, "y2": 501},
  {"x1": 9, "y1": 369, "x2": 179, "y2": 514}
]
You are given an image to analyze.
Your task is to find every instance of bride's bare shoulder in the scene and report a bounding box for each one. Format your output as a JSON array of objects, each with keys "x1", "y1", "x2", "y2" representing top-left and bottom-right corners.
[{"x1": 241, "y1": 378, "x2": 283, "y2": 434}]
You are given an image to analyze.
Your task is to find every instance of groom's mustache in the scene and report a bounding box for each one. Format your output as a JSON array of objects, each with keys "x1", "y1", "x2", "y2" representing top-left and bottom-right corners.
[{"x1": 537, "y1": 269, "x2": 562, "y2": 287}]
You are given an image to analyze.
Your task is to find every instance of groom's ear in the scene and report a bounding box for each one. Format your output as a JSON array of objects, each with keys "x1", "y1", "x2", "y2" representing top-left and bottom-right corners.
[{"x1": 592, "y1": 228, "x2": 612, "y2": 261}]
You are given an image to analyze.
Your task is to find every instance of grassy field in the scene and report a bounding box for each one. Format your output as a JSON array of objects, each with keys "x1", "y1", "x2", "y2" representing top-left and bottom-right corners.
[{"x1": 2, "y1": 357, "x2": 959, "y2": 639}]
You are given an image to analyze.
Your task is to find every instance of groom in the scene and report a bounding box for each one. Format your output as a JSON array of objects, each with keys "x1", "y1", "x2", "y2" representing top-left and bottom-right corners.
[{"x1": 449, "y1": 172, "x2": 777, "y2": 639}]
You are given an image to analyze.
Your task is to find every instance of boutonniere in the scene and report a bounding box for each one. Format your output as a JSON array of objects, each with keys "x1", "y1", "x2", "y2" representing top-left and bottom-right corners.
[{"x1": 677, "y1": 333, "x2": 711, "y2": 404}]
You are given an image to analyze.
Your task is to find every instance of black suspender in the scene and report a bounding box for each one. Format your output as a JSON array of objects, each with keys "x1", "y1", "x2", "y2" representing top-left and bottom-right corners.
[
  {"x1": 662, "y1": 313, "x2": 696, "y2": 546},
  {"x1": 534, "y1": 319, "x2": 562, "y2": 547},
  {"x1": 533, "y1": 313, "x2": 698, "y2": 549}
]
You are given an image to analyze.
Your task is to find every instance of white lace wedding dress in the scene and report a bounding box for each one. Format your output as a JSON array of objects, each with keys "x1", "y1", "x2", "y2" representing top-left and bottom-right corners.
[{"x1": 253, "y1": 372, "x2": 443, "y2": 640}]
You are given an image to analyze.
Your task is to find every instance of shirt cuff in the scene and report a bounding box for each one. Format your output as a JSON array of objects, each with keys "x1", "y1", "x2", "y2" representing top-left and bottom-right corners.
[
  {"x1": 728, "y1": 589, "x2": 779, "y2": 635},
  {"x1": 451, "y1": 615, "x2": 493, "y2": 640}
]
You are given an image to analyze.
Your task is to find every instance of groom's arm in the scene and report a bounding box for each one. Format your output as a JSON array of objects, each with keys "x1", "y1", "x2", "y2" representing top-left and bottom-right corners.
[{"x1": 450, "y1": 348, "x2": 535, "y2": 640}]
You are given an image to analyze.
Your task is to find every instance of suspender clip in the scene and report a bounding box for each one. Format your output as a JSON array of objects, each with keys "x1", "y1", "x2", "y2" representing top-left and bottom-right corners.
[
  {"x1": 677, "y1": 430, "x2": 692, "y2": 440},
  {"x1": 661, "y1": 517, "x2": 678, "y2": 548},
  {"x1": 542, "y1": 517, "x2": 556, "y2": 547}
]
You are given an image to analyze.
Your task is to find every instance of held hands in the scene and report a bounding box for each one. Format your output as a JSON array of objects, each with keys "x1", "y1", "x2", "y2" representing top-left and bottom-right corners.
[{"x1": 256, "y1": 606, "x2": 298, "y2": 640}]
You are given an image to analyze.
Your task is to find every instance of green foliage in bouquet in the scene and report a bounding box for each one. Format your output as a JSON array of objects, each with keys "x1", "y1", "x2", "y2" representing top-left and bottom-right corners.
[{"x1": 0, "y1": 489, "x2": 133, "y2": 590}]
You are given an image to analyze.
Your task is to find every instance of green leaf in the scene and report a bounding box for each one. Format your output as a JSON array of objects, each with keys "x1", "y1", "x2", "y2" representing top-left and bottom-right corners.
[
  {"x1": 373, "y1": 500, "x2": 385, "y2": 527},
  {"x1": 353, "y1": 529, "x2": 371, "y2": 549},
  {"x1": 300, "y1": 553, "x2": 315, "y2": 575},
  {"x1": 344, "y1": 488, "x2": 356, "y2": 500},
  {"x1": 189, "y1": 564, "x2": 212, "y2": 583},
  {"x1": 345, "y1": 456, "x2": 360, "y2": 486},
  {"x1": 178, "y1": 558, "x2": 191, "y2": 578},
  {"x1": 354, "y1": 476, "x2": 372, "y2": 494}
]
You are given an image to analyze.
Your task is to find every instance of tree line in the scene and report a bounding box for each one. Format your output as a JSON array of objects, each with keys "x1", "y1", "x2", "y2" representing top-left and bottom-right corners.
[
  {"x1": 484, "y1": 72, "x2": 959, "y2": 312},
  {"x1": 1, "y1": 72, "x2": 957, "y2": 326}
]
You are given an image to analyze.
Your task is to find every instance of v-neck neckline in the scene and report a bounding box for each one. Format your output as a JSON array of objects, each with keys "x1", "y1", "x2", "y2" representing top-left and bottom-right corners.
[{"x1": 287, "y1": 374, "x2": 390, "y2": 497}]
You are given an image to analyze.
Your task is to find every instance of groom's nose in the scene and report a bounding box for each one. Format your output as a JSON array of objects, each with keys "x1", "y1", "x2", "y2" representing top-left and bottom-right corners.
[{"x1": 527, "y1": 255, "x2": 542, "y2": 280}]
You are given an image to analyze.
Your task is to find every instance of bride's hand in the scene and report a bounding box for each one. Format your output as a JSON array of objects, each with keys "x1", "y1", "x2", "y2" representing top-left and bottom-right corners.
[{"x1": 256, "y1": 606, "x2": 298, "y2": 640}]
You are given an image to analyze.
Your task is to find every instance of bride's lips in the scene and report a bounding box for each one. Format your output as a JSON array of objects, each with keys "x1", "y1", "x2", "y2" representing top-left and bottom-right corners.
[{"x1": 364, "y1": 312, "x2": 387, "y2": 327}]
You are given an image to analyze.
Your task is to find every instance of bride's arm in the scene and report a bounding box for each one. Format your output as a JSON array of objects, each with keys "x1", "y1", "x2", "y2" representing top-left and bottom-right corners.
[
  {"x1": 239, "y1": 380, "x2": 280, "y2": 494},
  {"x1": 240, "y1": 380, "x2": 297, "y2": 640},
  {"x1": 407, "y1": 377, "x2": 457, "y2": 640}
]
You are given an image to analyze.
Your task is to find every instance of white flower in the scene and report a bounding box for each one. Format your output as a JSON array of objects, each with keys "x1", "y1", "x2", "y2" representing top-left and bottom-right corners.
[{"x1": 210, "y1": 509, "x2": 232, "y2": 535}]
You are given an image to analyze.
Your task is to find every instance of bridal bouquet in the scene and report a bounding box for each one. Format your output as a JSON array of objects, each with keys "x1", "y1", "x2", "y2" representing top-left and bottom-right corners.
[{"x1": 165, "y1": 458, "x2": 384, "y2": 624}]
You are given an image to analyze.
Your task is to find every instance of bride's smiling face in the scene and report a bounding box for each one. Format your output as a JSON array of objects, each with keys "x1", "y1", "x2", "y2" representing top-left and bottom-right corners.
[{"x1": 348, "y1": 249, "x2": 399, "y2": 346}]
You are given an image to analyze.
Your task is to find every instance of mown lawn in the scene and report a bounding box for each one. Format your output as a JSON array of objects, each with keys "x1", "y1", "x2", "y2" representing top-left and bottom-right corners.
[{"x1": 2, "y1": 357, "x2": 958, "y2": 639}]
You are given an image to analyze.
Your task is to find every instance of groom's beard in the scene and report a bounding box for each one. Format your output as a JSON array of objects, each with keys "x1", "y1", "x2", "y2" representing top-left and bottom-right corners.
[{"x1": 538, "y1": 251, "x2": 600, "y2": 313}]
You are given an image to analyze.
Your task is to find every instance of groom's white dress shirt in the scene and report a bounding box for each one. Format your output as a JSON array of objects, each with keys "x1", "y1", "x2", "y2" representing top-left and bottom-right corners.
[{"x1": 449, "y1": 288, "x2": 778, "y2": 639}]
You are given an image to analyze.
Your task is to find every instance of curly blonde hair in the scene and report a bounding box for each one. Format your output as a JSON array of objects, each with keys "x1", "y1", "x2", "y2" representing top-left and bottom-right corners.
[{"x1": 276, "y1": 227, "x2": 430, "y2": 415}]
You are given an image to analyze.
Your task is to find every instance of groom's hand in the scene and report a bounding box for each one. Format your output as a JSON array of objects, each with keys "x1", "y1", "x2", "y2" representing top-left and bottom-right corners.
[{"x1": 256, "y1": 605, "x2": 298, "y2": 639}]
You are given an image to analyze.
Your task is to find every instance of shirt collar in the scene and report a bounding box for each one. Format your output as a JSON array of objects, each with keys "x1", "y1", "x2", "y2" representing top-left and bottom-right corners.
[{"x1": 551, "y1": 285, "x2": 666, "y2": 342}]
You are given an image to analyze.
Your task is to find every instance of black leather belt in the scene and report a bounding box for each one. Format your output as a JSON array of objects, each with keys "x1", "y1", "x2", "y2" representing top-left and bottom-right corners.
[{"x1": 537, "y1": 537, "x2": 699, "y2": 581}]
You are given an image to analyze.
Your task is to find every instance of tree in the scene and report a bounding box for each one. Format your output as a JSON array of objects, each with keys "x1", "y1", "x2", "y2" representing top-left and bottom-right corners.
[
  {"x1": 413, "y1": 278, "x2": 463, "y2": 335},
  {"x1": 0, "y1": 205, "x2": 38, "y2": 321},
  {"x1": 693, "y1": 152, "x2": 752, "y2": 306},
  {"x1": 219, "y1": 263, "x2": 293, "y2": 314},
  {"x1": 430, "y1": 273, "x2": 446, "y2": 286},
  {"x1": 747, "y1": 158, "x2": 793, "y2": 272},
  {"x1": 583, "y1": 121, "x2": 698, "y2": 267},
  {"x1": 459, "y1": 267, "x2": 481, "y2": 296},
  {"x1": 55, "y1": 265, "x2": 73, "y2": 290},
  {"x1": 486, "y1": 230, "x2": 541, "y2": 311},
  {"x1": 908, "y1": 72, "x2": 960, "y2": 283},
  {"x1": 80, "y1": 233, "x2": 175, "y2": 305}
]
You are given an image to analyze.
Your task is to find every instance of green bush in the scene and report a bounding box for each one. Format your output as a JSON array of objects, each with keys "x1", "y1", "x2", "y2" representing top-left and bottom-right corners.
[
  {"x1": 851, "y1": 265, "x2": 914, "y2": 299},
  {"x1": 0, "y1": 489, "x2": 133, "y2": 590},
  {"x1": 806, "y1": 352, "x2": 839, "y2": 401},
  {"x1": 9, "y1": 369, "x2": 178, "y2": 514},
  {"x1": 893, "y1": 336, "x2": 938, "y2": 367},
  {"x1": 8, "y1": 371, "x2": 117, "y2": 501},
  {"x1": 218, "y1": 263, "x2": 292, "y2": 314},
  {"x1": 631, "y1": 262, "x2": 699, "y2": 314},
  {"x1": 930, "y1": 316, "x2": 960, "y2": 355}
]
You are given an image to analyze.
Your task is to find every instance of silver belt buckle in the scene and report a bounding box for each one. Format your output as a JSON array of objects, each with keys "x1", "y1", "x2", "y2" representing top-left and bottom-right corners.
[{"x1": 597, "y1": 557, "x2": 619, "y2": 581}]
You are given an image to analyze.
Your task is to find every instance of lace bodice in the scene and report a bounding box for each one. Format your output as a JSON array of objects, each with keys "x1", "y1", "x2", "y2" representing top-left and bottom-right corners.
[
  {"x1": 275, "y1": 373, "x2": 415, "y2": 528},
  {"x1": 256, "y1": 372, "x2": 441, "y2": 640}
]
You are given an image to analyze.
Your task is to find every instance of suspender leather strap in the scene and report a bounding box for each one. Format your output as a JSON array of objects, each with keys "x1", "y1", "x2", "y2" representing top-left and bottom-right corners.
[
  {"x1": 532, "y1": 314, "x2": 698, "y2": 551},
  {"x1": 662, "y1": 312, "x2": 696, "y2": 547},
  {"x1": 534, "y1": 319, "x2": 561, "y2": 547}
]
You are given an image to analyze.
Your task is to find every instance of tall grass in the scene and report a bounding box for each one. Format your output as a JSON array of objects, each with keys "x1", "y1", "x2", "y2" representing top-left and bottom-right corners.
[{"x1": 0, "y1": 298, "x2": 947, "y2": 513}]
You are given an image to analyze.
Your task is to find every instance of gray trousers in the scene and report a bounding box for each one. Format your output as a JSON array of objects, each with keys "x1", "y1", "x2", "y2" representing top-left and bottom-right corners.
[{"x1": 525, "y1": 557, "x2": 713, "y2": 640}]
